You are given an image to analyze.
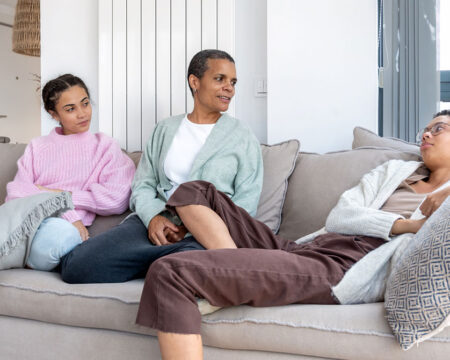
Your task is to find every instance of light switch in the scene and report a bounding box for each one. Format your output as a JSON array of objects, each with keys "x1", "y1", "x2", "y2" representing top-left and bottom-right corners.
[{"x1": 254, "y1": 78, "x2": 267, "y2": 97}]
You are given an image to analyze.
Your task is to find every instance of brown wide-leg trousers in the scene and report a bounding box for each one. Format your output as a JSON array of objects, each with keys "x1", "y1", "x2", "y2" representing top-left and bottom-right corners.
[{"x1": 136, "y1": 181, "x2": 386, "y2": 334}]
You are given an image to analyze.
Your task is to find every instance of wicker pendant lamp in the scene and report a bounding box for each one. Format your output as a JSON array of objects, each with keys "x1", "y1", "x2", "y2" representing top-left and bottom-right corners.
[{"x1": 12, "y1": 0, "x2": 40, "y2": 57}]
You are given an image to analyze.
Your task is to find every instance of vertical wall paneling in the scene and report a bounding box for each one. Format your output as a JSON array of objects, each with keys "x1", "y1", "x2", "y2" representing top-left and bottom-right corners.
[
  {"x1": 201, "y1": 0, "x2": 218, "y2": 49},
  {"x1": 141, "y1": 0, "x2": 157, "y2": 146},
  {"x1": 112, "y1": 0, "x2": 127, "y2": 148},
  {"x1": 217, "y1": 0, "x2": 235, "y2": 56},
  {"x1": 127, "y1": 0, "x2": 142, "y2": 151},
  {"x1": 98, "y1": 0, "x2": 113, "y2": 137},
  {"x1": 185, "y1": 0, "x2": 202, "y2": 112},
  {"x1": 217, "y1": 0, "x2": 235, "y2": 115},
  {"x1": 171, "y1": 0, "x2": 187, "y2": 116},
  {"x1": 99, "y1": 0, "x2": 235, "y2": 151},
  {"x1": 156, "y1": 0, "x2": 171, "y2": 123}
]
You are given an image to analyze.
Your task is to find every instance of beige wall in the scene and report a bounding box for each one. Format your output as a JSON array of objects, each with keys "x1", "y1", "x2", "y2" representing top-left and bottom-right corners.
[{"x1": 0, "y1": 21, "x2": 41, "y2": 144}]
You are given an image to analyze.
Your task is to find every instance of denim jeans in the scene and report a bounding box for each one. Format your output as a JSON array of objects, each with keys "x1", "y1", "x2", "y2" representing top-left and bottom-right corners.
[
  {"x1": 27, "y1": 217, "x2": 82, "y2": 271},
  {"x1": 59, "y1": 214, "x2": 205, "y2": 283}
]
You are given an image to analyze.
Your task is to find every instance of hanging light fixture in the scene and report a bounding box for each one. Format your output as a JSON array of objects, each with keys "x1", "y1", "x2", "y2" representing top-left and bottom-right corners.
[{"x1": 12, "y1": 0, "x2": 40, "y2": 57}]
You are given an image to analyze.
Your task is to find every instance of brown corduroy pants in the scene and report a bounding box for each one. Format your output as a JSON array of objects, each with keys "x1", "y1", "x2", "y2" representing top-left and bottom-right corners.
[{"x1": 136, "y1": 181, "x2": 386, "y2": 334}]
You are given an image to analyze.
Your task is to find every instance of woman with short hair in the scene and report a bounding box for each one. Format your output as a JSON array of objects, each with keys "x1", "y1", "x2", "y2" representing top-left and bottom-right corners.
[{"x1": 59, "y1": 49, "x2": 263, "y2": 283}]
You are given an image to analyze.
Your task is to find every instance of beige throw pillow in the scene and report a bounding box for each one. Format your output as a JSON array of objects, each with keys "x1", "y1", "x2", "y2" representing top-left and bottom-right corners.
[
  {"x1": 352, "y1": 126, "x2": 421, "y2": 156},
  {"x1": 255, "y1": 140, "x2": 300, "y2": 234}
]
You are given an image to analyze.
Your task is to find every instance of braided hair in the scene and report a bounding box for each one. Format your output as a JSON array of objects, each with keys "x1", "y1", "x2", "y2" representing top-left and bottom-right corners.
[
  {"x1": 42, "y1": 74, "x2": 90, "y2": 113},
  {"x1": 187, "y1": 49, "x2": 235, "y2": 96}
]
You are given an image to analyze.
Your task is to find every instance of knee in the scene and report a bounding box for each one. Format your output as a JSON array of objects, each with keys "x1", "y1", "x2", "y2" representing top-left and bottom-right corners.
[
  {"x1": 59, "y1": 244, "x2": 89, "y2": 283},
  {"x1": 148, "y1": 257, "x2": 173, "y2": 279},
  {"x1": 42, "y1": 217, "x2": 81, "y2": 245},
  {"x1": 147, "y1": 257, "x2": 182, "y2": 289}
]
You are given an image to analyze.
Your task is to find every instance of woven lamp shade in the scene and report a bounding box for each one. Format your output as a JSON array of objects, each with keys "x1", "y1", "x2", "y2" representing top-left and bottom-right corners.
[{"x1": 12, "y1": 0, "x2": 40, "y2": 57}]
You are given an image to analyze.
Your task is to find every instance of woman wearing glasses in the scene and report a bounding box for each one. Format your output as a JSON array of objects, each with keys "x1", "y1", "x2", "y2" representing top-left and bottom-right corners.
[{"x1": 137, "y1": 110, "x2": 450, "y2": 360}]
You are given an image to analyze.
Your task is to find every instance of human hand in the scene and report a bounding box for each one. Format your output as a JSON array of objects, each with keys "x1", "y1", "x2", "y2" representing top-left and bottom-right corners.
[
  {"x1": 164, "y1": 225, "x2": 188, "y2": 243},
  {"x1": 420, "y1": 187, "x2": 450, "y2": 217},
  {"x1": 36, "y1": 185, "x2": 64, "y2": 193},
  {"x1": 72, "y1": 220, "x2": 89, "y2": 241},
  {"x1": 391, "y1": 218, "x2": 427, "y2": 235},
  {"x1": 148, "y1": 215, "x2": 179, "y2": 246}
]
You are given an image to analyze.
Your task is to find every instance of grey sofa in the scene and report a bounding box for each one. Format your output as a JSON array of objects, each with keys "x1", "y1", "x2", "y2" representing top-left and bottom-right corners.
[{"x1": 1, "y1": 131, "x2": 449, "y2": 360}]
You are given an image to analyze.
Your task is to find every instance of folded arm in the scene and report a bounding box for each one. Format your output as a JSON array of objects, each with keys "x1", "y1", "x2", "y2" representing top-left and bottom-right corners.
[
  {"x1": 325, "y1": 163, "x2": 404, "y2": 240},
  {"x1": 69, "y1": 144, "x2": 136, "y2": 216}
]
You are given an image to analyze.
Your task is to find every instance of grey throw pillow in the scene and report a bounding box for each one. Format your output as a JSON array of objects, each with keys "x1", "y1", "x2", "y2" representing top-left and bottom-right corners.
[
  {"x1": 385, "y1": 197, "x2": 450, "y2": 350},
  {"x1": 352, "y1": 126, "x2": 421, "y2": 156},
  {"x1": 0, "y1": 192, "x2": 73, "y2": 270},
  {"x1": 255, "y1": 140, "x2": 300, "y2": 233}
]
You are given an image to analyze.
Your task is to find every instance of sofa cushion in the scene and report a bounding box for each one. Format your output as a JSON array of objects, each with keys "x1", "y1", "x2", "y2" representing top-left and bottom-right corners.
[
  {"x1": 352, "y1": 126, "x2": 421, "y2": 156},
  {"x1": 1, "y1": 268, "x2": 449, "y2": 359},
  {"x1": 0, "y1": 192, "x2": 73, "y2": 270},
  {"x1": 385, "y1": 197, "x2": 450, "y2": 350},
  {"x1": 88, "y1": 211, "x2": 132, "y2": 238},
  {"x1": 0, "y1": 269, "x2": 153, "y2": 335},
  {"x1": 278, "y1": 147, "x2": 422, "y2": 241},
  {"x1": 0, "y1": 143, "x2": 27, "y2": 206},
  {"x1": 255, "y1": 140, "x2": 300, "y2": 233}
]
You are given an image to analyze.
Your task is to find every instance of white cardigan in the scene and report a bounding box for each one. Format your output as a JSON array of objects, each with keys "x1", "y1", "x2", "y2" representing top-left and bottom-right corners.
[{"x1": 299, "y1": 159, "x2": 450, "y2": 304}]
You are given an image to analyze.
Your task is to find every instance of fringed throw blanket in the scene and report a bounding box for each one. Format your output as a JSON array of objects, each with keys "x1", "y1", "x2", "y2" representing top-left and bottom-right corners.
[{"x1": 0, "y1": 192, "x2": 73, "y2": 270}]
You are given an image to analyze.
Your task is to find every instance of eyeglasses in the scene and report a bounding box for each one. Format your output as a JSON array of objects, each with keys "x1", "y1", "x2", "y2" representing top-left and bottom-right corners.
[{"x1": 416, "y1": 122, "x2": 450, "y2": 144}]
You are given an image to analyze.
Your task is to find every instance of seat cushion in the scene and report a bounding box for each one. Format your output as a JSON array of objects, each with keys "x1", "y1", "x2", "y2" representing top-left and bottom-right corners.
[{"x1": 1, "y1": 269, "x2": 449, "y2": 359}]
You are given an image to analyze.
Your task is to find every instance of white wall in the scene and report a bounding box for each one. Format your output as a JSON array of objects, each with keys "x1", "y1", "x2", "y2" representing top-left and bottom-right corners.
[
  {"x1": 0, "y1": 18, "x2": 41, "y2": 143},
  {"x1": 40, "y1": 0, "x2": 378, "y2": 151},
  {"x1": 40, "y1": 0, "x2": 267, "y2": 144},
  {"x1": 234, "y1": 0, "x2": 267, "y2": 143},
  {"x1": 267, "y1": 0, "x2": 378, "y2": 152},
  {"x1": 40, "y1": 0, "x2": 98, "y2": 135}
]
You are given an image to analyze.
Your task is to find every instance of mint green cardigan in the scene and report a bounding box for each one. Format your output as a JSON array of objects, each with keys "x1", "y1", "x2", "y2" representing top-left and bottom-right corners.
[{"x1": 130, "y1": 113, "x2": 263, "y2": 228}]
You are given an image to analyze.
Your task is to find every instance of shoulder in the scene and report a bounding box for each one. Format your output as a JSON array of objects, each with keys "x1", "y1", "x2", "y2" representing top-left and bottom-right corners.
[
  {"x1": 157, "y1": 114, "x2": 185, "y2": 130},
  {"x1": 25, "y1": 130, "x2": 56, "y2": 153},
  {"x1": 378, "y1": 159, "x2": 423, "y2": 173},
  {"x1": 220, "y1": 113, "x2": 258, "y2": 141},
  {"x1": 93, "y1": 132, "x2": 125, "y2": 154},
  {"x1": 360, "y1": 159, "x2": 423, "y2": 189}
]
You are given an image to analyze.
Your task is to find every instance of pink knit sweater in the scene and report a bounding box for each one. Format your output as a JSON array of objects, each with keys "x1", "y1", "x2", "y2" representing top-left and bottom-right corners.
[{"x1": 6, "y1": 127, "x2": 136, "y2": 226}]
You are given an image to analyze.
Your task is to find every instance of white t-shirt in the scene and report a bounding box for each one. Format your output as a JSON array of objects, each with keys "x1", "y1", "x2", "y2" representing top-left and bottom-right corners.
[{"x1": 164, "y1": 115, "x2": 215, "y2": 198}]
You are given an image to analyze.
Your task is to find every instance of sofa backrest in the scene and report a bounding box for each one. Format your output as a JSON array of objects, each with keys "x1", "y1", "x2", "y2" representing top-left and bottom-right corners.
[
  {"x1": 277, "y1": 147, "x2": 422, "y2": 241},
  {"x1": 0, "y1": 143, "x2": 27, "y2": 206},
  {"x1": 0, "y1": 141, "x2": 423, "y2": 242}
]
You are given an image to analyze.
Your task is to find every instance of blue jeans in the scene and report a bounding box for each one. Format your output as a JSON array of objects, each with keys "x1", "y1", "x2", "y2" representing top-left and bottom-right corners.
[
  {"x1": 27, "y1": 217, "x2": 82, "y2": 271},
  {"x1": 59, "y1": 214, "x2": 205, "y2": 283}
]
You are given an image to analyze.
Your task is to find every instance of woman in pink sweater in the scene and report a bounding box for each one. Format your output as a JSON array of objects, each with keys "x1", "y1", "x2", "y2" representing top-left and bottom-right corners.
[{"x1": 6, "y1": 74, "x2": 136, "y2": 271}]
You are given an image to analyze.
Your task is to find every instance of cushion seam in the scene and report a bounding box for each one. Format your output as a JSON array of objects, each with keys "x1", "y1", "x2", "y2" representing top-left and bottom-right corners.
[{"x1": 0, "y1": 282, "x2": 139, "y2": 304}]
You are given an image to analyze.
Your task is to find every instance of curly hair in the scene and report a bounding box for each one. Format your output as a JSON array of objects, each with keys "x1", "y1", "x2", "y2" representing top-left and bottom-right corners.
[{"x1": 42, "y1": 74, "x2": 90, "y2": 113}]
